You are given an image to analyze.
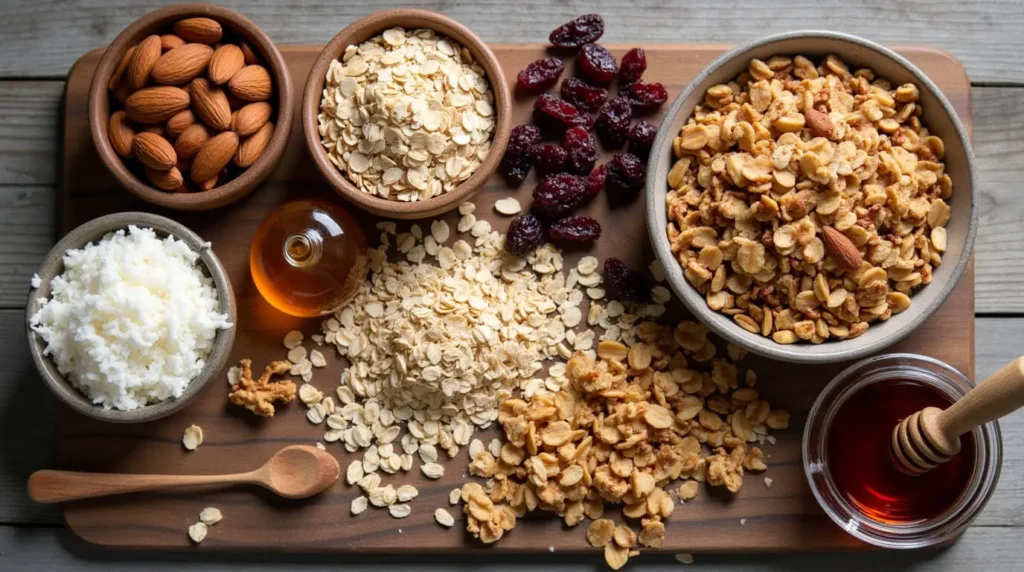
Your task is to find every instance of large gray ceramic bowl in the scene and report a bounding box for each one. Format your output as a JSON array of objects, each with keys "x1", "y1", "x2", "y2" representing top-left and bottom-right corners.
[
  {"x1": 646, "y1": 31, "x2": 977, "y2": 364},
  {"x1": 26, "y1": 212, "x2": 236, "y2": 423}
]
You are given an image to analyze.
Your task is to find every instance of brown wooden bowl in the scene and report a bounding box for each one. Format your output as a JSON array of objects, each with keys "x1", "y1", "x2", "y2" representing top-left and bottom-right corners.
[
  {"x1": 88, "y1": 3, "x2": 294, "y2": 211},
  {"x1": 302, "y1": 9, "x2": 511, "y2": 220}
]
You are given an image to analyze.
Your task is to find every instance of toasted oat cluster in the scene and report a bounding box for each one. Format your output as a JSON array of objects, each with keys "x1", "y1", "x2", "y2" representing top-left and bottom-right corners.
[
  {"x1": 666, "y1": 54, "x2": 952, "y2": 344},
  {"x1": 462, "y1": 319, "x2": 788, "y2": 568}
]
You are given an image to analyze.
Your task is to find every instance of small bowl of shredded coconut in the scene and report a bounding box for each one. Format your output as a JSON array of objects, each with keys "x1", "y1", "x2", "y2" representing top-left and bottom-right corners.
[{"x1": 27, "y1": 212, "x2": 236, "y2": 423}]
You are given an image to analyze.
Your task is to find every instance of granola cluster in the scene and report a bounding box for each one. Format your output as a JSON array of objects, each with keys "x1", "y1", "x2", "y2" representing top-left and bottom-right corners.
[
  {"x1": 666, "y1": 54, "x2": 952, "y2": 344},
  {"x1": 462, "y1": 319, "x2": 788, "y2": 568},
  {"x1": 227, "y1": 359, "x2": 297, "y2": 417}
]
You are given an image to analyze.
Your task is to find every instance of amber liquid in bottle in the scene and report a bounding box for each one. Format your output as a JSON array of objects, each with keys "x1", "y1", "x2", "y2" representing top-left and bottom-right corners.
[
  {"x1": 250, "y1": 199, "x2": 369, "y2": 318},
  {"x1": 827, "y1": 379, "x2": 975, "y2": 524}
]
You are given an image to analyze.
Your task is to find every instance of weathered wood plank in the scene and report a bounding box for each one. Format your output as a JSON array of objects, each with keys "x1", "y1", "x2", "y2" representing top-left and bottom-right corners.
[
  {"x1": 0, "y1": 524, "x2": 1021, "y2": 570},
  {"x1": 973, "y1": 88, "x2": 1024, "y2": 314},
  {"x1": 0, "y1": 0, "x2": 1022, "y2": 83},
  {"x1": 0, "y1": 187, "x2": 55, "y2": 308},
  {"x1": 0, "y1": 82, "x2": 61, "y2": 187},
  {"x1": 2, "y1": 313, "x2": 1021, "y2": 529}
]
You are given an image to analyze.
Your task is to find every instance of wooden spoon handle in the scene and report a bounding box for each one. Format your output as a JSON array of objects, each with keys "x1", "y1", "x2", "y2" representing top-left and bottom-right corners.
[
  {"x1": 27, "y1": 469, "x2": 256, "y2": 504},
  {"x1": 938, "y1": 356, "x2": 1024, "y2": 438}
]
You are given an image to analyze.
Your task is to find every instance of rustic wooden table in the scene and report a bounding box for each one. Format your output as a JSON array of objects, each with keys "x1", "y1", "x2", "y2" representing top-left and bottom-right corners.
[{"x1": 1, "y1": 0, "x2": 1022, "y2": 569}]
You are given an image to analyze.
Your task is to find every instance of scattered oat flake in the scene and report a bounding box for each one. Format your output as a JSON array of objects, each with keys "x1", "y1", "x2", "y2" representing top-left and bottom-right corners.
[
  {"x1": 422, "y1": 462, "x2": 445, "y2": 479},
  {"x1": 764, "y1": 477, "x2": 773, "y2": 488},
  {"x1": 351, "y1": 495, "x2": 369, "y2": 515},
  {"x1": 187, "y1": 522, "x2": 208, "y2": 543},
  {"x1": 740, "y1": 518, "x2": 747, "y2": 526},
  {"x1": 287, "y1": 346, "x2": 308, "y2": 363},
  {"x1": 494, "y1": 197, "x2": 522, "y2": 215},
  {"x1": 389, "y1": 504, "x2": 411, "y2": 518},
  {"x1": 182, "y1": 425, "x2": 203, "y2": 451},
  {"x1": 675, "y1": 553, "x2": 694, "y2": 564},
  {"x1": 435, "y1": 507, "x2": 455, "y2": 527},
  {"x1": 449, "y1": 488, "x2": 462, "y2": 505},
  {"x1": 310, "y1": 349, "x2": 327, "y2": 368},
  {"x1": 649, "y1": 260, "x2": 666, "y2": 282},
  {"x1": 199, "y1": 507, "x2": 223, "y2": 526},
  {"x1": 226, "y1": 366, "x2": 241, "y2": 386},
  {"x1": 283, "y1": 330, "x2": 303, "y2": 349},
  {"x1": 458, "y1": 202, "x2": 475, "y2": 215}
]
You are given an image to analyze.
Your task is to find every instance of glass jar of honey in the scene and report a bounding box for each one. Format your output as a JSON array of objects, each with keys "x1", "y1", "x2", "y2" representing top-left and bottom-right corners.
[
  {"x1": 804, "y1": 353, "x2": 1002, "y2": 548},
  {"x1": 250, "y1": 199, "x2": 369, "y2": 318}
]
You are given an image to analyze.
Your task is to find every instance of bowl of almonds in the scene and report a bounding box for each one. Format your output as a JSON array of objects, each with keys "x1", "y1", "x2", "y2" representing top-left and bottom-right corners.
[
  {"x1": 646, "y1": 31, "x2": 977, "y2": 363},
  {"x1": 301, "y1": 9, "x2": 511, "y2": 219},
  {"x1": 88, "y1": 3, "x2": 293, "y2": 210}
]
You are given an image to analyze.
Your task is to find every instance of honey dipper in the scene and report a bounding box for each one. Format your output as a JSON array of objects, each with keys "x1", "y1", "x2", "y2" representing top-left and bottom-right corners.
[{"x1": 891, "y1": 356, "x2": 1024, "y2": 474}]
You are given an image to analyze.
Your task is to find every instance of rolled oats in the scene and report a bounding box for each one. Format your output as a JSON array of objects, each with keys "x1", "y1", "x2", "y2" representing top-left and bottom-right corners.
[
  {"x1": 318, "y1": 28, "x2": 495, "y2": 202},
  {"x1": 435, "y1": 507, "x2": 456, "y2": 527},
  {"x1": 666, "y1": 54, "x2": 952, "y2": 344},
  {"x1": 182, "y1": 425, "x2": 203, "y2": 451},
  {"x1": 187, "y1": 522, "x2": 207, "y2": 544}
]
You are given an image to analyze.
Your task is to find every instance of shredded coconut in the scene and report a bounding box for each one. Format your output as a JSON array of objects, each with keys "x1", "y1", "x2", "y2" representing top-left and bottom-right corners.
[{"x1": 29, "y1": 226, "x2": 232, "y2": 410}]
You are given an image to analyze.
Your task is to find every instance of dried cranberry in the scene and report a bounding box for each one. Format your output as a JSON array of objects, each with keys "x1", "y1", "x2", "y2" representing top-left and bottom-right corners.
[
  {"x1": 585, "y1": 164, "x2": 607, "y2": 198},
  {"x1": 628, "y1": 120, "x2": 658, "y2": 159},
  {"x1": 533, "y1": 94, "x2": 584, "y2": 134},
  {"x1": 532, "y1": 173, "x2": 589, "y2": 218},
  {"x1": 577, "y1": 43, "x2": 618, "y2": 85},
  {"x1": 516, "y1": 57, "x2": 565, "y2": 95},
  {"x1": 548, "y1": 215, "x2": 601, "y2": 241},
  {"x1": 549, "y1": 14, "x2": 604, "y2": 48},
  {"x1": 560, "y1": 77, "x2": 608, "y2": 113},
  {"x1": 535, "y1": 144, "x2": 568, "y2": 176},
  {"x1": 604, "y1": 258, "x2": 650, "y2": 302},
  {"x1": 620, "y1": 80, "x2": 668, "y2": 112},
  {"x1": 563, "y1": 127, "x2": 597, "y2": 175},
  {"x1": 606, "y1": 152, "x2": 646, "y2": 200},
  {"x1": 505, "y1": 213, "x2": 546, "y2": 257},
  {"x1": 619, "y1": 48, "x2": 647, "y2": 83},
  {"x1": 595, "y1": 97, "x2": 633, "y2": 148},
  {"x1": 501, "y1": 124, "x2": 541, "y2": 186},
  {"x1": 569, "y1": 112, "x2": 595, "y2": 131}
]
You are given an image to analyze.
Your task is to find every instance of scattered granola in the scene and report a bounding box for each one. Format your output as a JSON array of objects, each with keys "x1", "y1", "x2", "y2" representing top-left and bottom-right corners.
[
  {"x1": 227, "y1": 359, "x2": 297, "y2": 417},
  {"x1": 666, "y1": 54, "x2": 952, "y2": 344},
  {"x1": 182, "y1": 424, "x2": 203, "y2": 451},
  {"x1": 318, "y1": 28, "x2": 495, "y2": 202},
  {"x1": 460, "y1": 318, "x2": 787, "y2": 568}
]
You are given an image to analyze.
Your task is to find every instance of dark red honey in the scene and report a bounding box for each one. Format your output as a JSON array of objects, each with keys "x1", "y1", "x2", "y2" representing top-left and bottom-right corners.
[{"x1": 827, "y1": 379, "x2": 975, "y2": 524}]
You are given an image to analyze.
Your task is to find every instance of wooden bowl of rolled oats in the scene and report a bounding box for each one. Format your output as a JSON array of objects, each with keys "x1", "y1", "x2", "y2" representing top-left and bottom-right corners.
[
  {"x1": 301, "y1": 9, "x2": 511, "y2": 219},
  {"x1": 646, "y1": 31, "x2": 977, "y2": 363}
]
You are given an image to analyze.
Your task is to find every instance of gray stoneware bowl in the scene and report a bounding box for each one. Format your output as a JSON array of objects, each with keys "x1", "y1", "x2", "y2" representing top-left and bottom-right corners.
[
  {"x1": 26, "y1": 213, "x2": 237, "y2": 423},
  {"x1": 645, "y1": 31, "x2": 977, "y2": 364}
]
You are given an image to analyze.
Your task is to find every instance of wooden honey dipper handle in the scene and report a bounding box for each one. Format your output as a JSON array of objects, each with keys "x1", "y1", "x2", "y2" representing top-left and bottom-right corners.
[{"x1": 937, "y1": 356, "x2": 1024, "y2": 439}]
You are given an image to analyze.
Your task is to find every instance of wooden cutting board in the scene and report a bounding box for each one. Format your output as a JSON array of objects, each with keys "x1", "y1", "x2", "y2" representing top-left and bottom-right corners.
[{"x1": 55, "y1": 44, "x2": 974, "y2": 552}]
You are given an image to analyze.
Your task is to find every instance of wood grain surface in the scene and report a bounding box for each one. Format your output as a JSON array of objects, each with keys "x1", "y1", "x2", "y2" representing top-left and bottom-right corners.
[{"x1": 50, "y1": 44, "x2": 976, "y2": 553}]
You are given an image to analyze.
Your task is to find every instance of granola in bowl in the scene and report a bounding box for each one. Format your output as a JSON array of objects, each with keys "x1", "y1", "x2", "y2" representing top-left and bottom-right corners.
[{"x1": 664, "y1": 52, "x2": 952, "y2": 345}]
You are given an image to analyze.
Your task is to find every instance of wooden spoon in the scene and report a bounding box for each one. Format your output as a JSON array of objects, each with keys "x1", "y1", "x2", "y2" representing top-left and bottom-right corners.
[
  {"x1": 892, "y1": 356, "x2": 1024, "y2": 474},
  {"x1": 27, "y1": 445, "x2": 339, "y2": 504}
]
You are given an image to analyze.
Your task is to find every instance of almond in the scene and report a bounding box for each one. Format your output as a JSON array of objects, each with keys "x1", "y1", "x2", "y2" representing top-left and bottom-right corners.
[
  {"x1": 108, "y1": 111, "x2": 135, "y2": 158},
  {"x1": 132, "y1": 132, "x2": 177, "y2": 171},
  {"x1": 142, "y1": 124, "x2": 166, "y2": 137},
  {"x1": 174, "y1": 123, "x2": 210, "y2": 159},
  {"x1": 209, "y1": 44, "x2": 245, "y2": 85},
  {"x1": 125, "y1": 86, "x2": 190, "y2": 123},
  {"x1": 240, "y1": 42, "x2": 259, "y2": 66},
  {"x1": 108, "y1": 45, "x2": 137, "y2": 91},
  {"x1": 160, "y1": 34, "x2": 185, "y2": 52},
  {"x1": 173, "y1": 17, "x2": 223, "y2": 44},
  {"x1": 235, "y1": 121, "x2": 273, "y2": 167},
  {"x1": 231, "y1": 102, "x2": 272, "y2": 137},
  {"x1": 228, "y1": 65, "x2": 272, "y2": 101},
  {"x1": 166, "y1": 109, "x2": 195, "y2": 137},
  {"x1": 126, "y1": 35, "x2": 162, "y2": 91},
  {"x1": 804, "y1": 108, "x2": 836, "y2": 140},
  {"x1": 190, "y1": 78, "x2": 231, "y2": 131},
  {"x1": 198, "y1": 176, "x2": 218, "y2": 191},
  {"x1": 822, "y1": 226, "x2": 862, "y2": 269},
  {"x1": 151, "y1": 43, "x2": 213, "y2": 85},
  {"x1": 191, "y1": 131, "x2": 238, "y2": 182},
  {"x1": 145, "y1": 166, "x2": 184, "y2": 191}
]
